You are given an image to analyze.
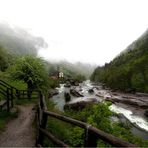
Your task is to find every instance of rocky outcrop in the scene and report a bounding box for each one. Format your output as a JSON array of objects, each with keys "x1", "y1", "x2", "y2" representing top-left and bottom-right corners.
[
  {"x1": 136, "y1": 92, "x2": 148, "y2": 97},
  {"x1": 106, "y1": 96, "x2": 148, "y2": 109},
  {"x1": 70, "y1": 89, "x2": 84, "y2": 97}
]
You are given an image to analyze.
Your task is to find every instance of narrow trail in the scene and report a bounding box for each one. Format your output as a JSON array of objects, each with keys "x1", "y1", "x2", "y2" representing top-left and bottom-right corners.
[{"x1": 0, "y1": 104, "x2": 36, "y2": 147}]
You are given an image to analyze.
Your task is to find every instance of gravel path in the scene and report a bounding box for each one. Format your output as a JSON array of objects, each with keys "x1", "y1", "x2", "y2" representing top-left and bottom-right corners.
[{"x1": 0, "y1": 104, "x2": 36, "y2": 147}]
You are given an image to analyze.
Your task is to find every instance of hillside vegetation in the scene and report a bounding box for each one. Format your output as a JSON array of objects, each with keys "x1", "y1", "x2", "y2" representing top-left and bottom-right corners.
[{"x1": 91, "y1": 29, "x2": 148, "y2": 93}]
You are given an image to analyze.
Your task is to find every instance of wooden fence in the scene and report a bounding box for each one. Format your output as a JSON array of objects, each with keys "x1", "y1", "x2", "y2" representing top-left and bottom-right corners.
[
  {"x1": 0, "y1": 80, "x2": 16, "y2": 111},
  {"x1": 0, "y1": 79, "x2": 39, "y2": 112},
  {"x1": 36, "y1": 93, "x2": 137, "y2": 147}
]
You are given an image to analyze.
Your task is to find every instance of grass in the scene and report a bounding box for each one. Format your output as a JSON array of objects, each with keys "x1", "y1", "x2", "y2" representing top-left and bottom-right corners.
[
  {"x1": 0, "y1": 108, "x2": 18, "y2": 131},
  {"x1": 15, "y1": 97, "x2": 38, "y2": 105},
  {"x1": 15, "y1": 91, "x2": 39, "y2": 105}
]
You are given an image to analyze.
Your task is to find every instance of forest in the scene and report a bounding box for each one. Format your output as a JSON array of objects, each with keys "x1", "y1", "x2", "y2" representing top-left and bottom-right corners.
[{"x1": 91, "y1": 29, "x2": 148, "y2": 93}]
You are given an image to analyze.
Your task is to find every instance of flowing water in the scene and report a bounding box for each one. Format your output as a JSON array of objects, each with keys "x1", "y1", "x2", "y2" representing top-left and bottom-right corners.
[
  {"x1": 109, "y1": 104, "x2": 148, "y2": 140},
  {"x1": 50, "y1": 80, "x2": 148, "y2": 140}
]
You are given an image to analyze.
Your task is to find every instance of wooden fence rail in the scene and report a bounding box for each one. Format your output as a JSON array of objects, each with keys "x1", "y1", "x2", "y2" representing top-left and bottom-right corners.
[
  {"x1": 36, "y1": 93, "x2": 137, "y2": 147},
  {"x1": 0, "y1": 79, "x2": 39, "y2": 112},
  {"x1": 0, "y1": 82, "x2": 14, "y2": 112}
]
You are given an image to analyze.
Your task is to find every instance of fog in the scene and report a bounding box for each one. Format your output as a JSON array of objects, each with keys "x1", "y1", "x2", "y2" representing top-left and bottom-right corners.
[
  {"x1": 0, "y1": 0, "x2": 148, "y2": 65},
  {"x1": 0, "y1": 23, "x2": 47, "y2": 55}
]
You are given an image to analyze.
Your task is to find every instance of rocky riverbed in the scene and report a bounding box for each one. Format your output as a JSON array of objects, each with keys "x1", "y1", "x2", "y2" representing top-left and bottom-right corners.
[{"x1": 50, "y1": 80, "x2": 148, "y2": 139}]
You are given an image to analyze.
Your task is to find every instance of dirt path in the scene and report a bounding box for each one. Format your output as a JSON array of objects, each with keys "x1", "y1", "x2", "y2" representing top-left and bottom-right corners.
[{"x1": 0, "y1": 104, "x2": 36, "y2": 147}]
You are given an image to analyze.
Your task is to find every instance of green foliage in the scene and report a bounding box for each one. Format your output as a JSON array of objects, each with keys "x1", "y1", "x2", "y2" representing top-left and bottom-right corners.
[
  {"x1": 87, "y1": 103, "x2": 112, "y2": 133},
  {"x1": 64, "y1": 102, "x2": 148, "y2": 147},
  {"x1": 66, "y1": 127, "x2": 84, "y2": 147},
  {"x1": 15, "y1": 94, "x2": 38, "y2": 105},
  {"x1": 131, "y1": 73, "x2": 145, "y2": 91},
  {"x1": 0, "y1": 45, "x2": 15, "y2": 72},
  {"x1": 46, "y1": 118, "x2": 73, "y2": 146},
  {"x1": 9, "y1": 55, "x2": 49, "y2": 91},
  {"x1": 8, "y1": 80, "x2": 27, "y2": 90},
  {"x1": 0, "y1": 46, "x2": 9, "y2": 71},
  {"x1": 48, "y1": 77, "x2": 59, "y2": 88},
  {"x1": 74, "y1": 74, "x2": 86, "y2": 83},
  {"x1": 45, "y1": 117, "x2": 85, "y2": 147}
]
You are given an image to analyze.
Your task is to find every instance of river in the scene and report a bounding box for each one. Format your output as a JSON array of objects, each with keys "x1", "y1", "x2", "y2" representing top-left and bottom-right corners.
[{"x1": 50, "y1": 80, "x2": 148, "y2": 140}]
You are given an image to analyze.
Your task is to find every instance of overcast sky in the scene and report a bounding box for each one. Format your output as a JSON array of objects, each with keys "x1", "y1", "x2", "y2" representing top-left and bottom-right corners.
[{"x1": 0, "y1": 0, "x2": 148, "y2": 65}]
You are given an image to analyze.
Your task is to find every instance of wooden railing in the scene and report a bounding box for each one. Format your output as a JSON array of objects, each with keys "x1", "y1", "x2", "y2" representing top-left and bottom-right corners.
[
  {"x1": 16, "y1": 89, "x2": 39, "y2": 100},
  {"x1": 0, "y1": 80, "x2": 16, "y2": 111},
  {"x1": 36, "y1": 94, "x2": 137, "y2": 147},
  {"x1": 0, "y1": 79, "x2": 39, "y2": 112}
]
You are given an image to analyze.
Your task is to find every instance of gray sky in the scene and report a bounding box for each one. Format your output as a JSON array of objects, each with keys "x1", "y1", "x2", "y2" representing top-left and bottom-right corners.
[{"x1": 0, "y1": 0, "x2": 148, "y2": 65}]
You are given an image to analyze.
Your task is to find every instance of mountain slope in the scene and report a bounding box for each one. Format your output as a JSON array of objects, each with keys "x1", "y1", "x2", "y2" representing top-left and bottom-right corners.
[
  {"x1": 0, "y1": 23, "x2": 47, "y2": 55},
  {"x1": 91, "y1": 29, "x2": 148, "y2": 92}
]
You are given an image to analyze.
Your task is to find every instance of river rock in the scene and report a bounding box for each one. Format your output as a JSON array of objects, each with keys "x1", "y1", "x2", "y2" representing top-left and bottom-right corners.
[
  {"x1": 144, "y1": 109, "x2": 148, "y2": 117},
  {"x1": 96, "y1": 93, "x2": 104, "y2": 98},
  {"x1": 70, "y1": 89, "x2": 84, "y2": 97},
  {"x1": 136, "y1": 92, "x2": 148, "y2": 97},
  {"x1": 64, "y1": 83, "x2": 71, "y2": 87},
  {"x1": 64, "y1": 92, "x2": 71, "y2": 102},
  {"x1": 105, "y1": 96, "x2": 148, "y2": 109},
  {"x1": 48, "y1": 89, "x2": 59, "y2": 98},
  {"x1": 64, "y1": 98, "x2": 97, "y2": 110},
  {"x1": 88, "y1": 89, "x2": 94, "y2": 93},
  {"x1": 67, "y1": 79, "x2": 79, "y2": 86}
]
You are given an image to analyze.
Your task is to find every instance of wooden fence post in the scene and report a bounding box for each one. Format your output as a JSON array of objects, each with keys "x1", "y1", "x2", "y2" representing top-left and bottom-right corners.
[
  {"x1": 84, "y1": 125, "x2": 98, "y2": 147},
  {"x1": 16, "y1": 89, "x2": 20, "y2": 99},
  {"x1": 10, "y1": 88, "x2": 13, "y2": 108},
  {"x1": 6, "y1": 88, "x2": 10, "y2": 112},
  {"x1": 37, "y1": 112, "x2": 48, "y2": 146},
  {"x1": 27, "y1": 90, "x2": 32, "y2": 100},
  {"x1": 37, "y1": 93, "x2": 48, "y2": 146}
]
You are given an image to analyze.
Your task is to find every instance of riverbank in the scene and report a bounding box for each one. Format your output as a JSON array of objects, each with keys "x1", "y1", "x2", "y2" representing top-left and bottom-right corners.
[{"x1": 49, "y1": 80, "x2": 148, "y2": 140}]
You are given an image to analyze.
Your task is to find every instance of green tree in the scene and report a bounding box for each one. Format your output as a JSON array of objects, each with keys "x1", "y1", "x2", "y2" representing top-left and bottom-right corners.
[
  {"x1": 74, "y1": 74, "x2": 86, "y2": 83},
  {"x1": 131, "y1": 73, "x2": 145, "y2": 91},
  {"x1": 0, "y1": 46, "x2": 15, "y2": 71},
  {"x1": 10, "y1": 55, "x2": 49, "y2": 92}
]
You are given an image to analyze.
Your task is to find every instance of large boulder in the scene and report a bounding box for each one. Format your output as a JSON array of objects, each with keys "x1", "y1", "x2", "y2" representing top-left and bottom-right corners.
[
  {"x1": 88, "y1": 89, "x2": 94, "y2": 94},
  {"x1": 64, "y1": 92, "x2": 71, "y2": 102},
  {"x1": 64, "y1": 83, "x2": 71, "y2": 87},
  {"x1": 64, "y1": 98, "x2": 97, "y2": 110},
  {"x1": 70, "y1": 89, "x2": 84, "y2": 97},
  {"x1": 144, "y1": 109, "x2": 148, "y2": 117}
]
